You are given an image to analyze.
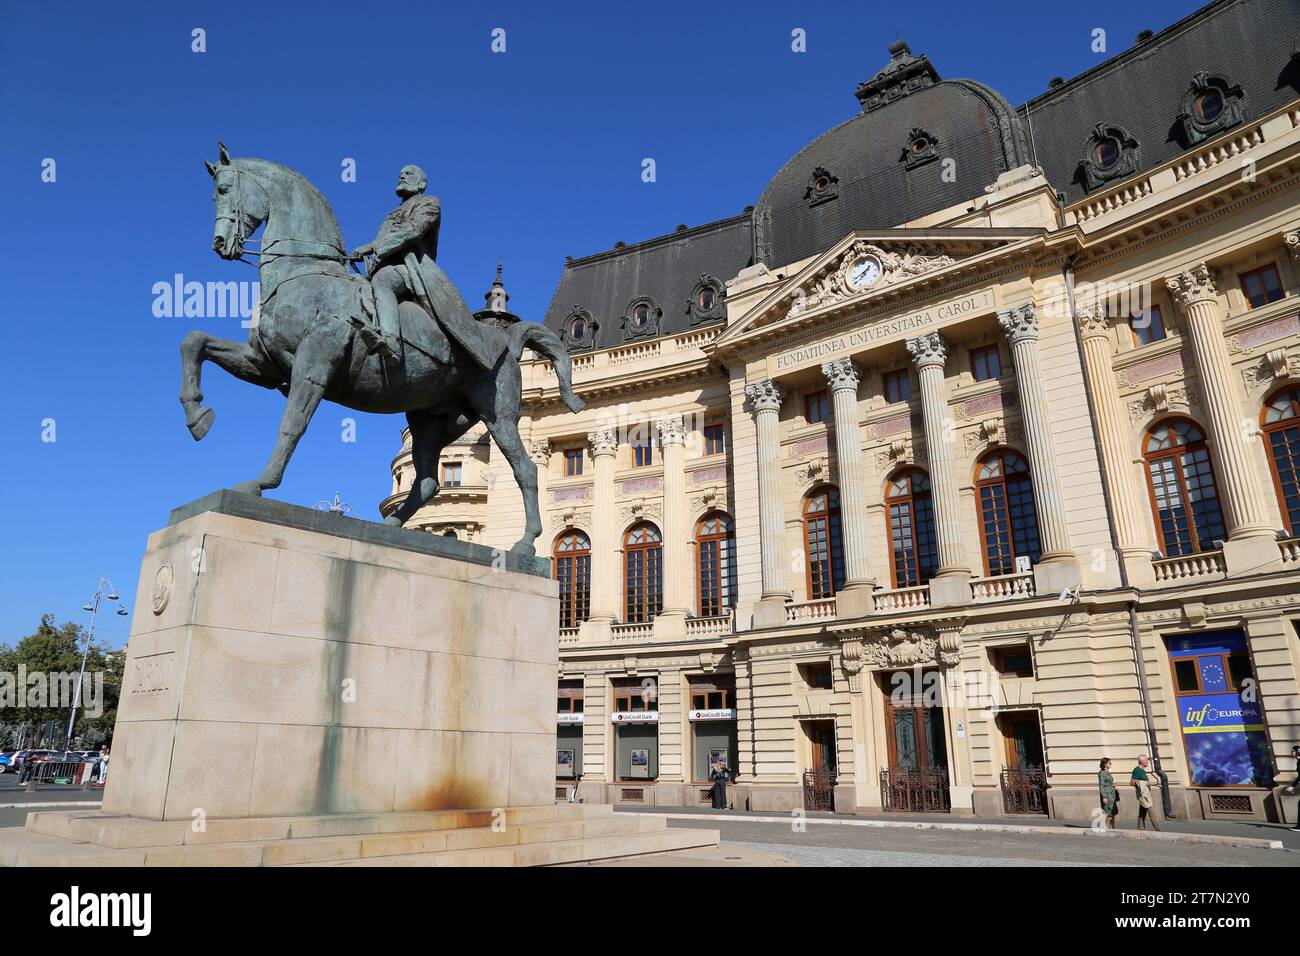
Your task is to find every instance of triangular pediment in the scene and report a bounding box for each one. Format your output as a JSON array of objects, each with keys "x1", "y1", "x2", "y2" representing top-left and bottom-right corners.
[{"x1": 714, "y1": 227, "x2": 1048, "y2": 352}]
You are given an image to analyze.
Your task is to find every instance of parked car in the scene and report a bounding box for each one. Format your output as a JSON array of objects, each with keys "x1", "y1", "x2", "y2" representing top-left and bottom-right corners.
[{"x1": 0, "y1": 752, "x2": 16, "y2": 773}]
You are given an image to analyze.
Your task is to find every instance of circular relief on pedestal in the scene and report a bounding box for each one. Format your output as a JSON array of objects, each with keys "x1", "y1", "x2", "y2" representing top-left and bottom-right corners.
[{"x1": 151, "y1": 564, "x2": 173, "y2": 615}]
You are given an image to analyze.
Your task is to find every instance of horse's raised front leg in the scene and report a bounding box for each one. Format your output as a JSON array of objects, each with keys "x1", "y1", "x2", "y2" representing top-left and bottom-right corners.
[
  {"x1": 232, "y1": 332, "x2": 342, "y2": 497},
  {"x1": 180, "y1": 331, "x2": 281, "y2": 441},
  {"x1": 386, "y1": 409, "x2": 476, "y2": 526}
]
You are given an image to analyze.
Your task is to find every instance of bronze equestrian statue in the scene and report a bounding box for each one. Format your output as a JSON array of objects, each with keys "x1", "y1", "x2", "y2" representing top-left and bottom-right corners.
[{"x1": 180, "y1": 143, "x2": 583, "y2": 555}]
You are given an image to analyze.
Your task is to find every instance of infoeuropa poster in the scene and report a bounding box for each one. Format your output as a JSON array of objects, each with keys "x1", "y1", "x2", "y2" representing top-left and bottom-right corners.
[{"x1": 1168, "y1": 632, "x2": 1272, "y2": 786}]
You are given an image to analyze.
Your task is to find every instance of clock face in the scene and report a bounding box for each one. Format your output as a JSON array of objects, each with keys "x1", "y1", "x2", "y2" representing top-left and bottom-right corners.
[{"x1": 849, "y1": 255, "x2": 882, "y2": 290}]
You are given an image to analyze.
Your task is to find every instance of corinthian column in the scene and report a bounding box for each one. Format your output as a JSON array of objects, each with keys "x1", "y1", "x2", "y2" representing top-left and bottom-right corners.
[
  {"x1": 655, "y1": 415, "x2": 690, "y2": 637},
  {"x1": 997, "y1": 304, "x2": 1078, "y2": 590},
  {"x1": 1077, "y1": 304, "x2": 1155, "y2": 586},
  {"x1": 586, "y1": 428, "x2": 619, "y2": 631},
  {"x1": 1166, "y1": 264, "x2": 1281, "y2": 572},
  {"x1": 744, "y1": 379, "x2": 791, "y2": 627},
  {"x1": 906, "y1": 332, "x2": 970, "y2": 607},
  {"x1": 528, "y1": 439, "x2": 552, "y2": 537},
  {"x1": 822, "y1": 358, "x2": 875, "y2": 615}
]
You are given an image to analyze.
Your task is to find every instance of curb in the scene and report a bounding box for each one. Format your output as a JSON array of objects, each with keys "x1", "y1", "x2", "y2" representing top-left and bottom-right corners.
[
  {"x1": 0, "y1": 801, "x2": 104, "y2": 810},
  {"x1": 639, "y1": 811, "x2": 1286, "y2": 851}
]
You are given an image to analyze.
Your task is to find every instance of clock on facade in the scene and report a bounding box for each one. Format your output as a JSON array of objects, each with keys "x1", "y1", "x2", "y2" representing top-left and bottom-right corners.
[{"x1": 849, "y1": 254, "x2": 882, "y2": 290}]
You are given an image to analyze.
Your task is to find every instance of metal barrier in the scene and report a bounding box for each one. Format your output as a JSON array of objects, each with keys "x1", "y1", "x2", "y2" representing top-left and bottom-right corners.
[{"x1": 25, "y1": 760, "x2": 86, "y2": 785}]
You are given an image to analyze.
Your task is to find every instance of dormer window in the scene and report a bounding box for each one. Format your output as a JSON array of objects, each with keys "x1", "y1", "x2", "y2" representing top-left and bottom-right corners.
[
  {"x1": 1080, "y1": 123, "x2": 1139, "y2": 191},
  {"x1": 621, "y1": 296, "x2": 661, "y2": 341},
  {"x1": 902, "y1": 128, "x2": 940, "y2": 169},
  {"x1": 1179, "y1": 72, "x2": 1245, "y2": 146},
  {"x1": 803, "y1": 166, "x2": 839, "y2": 207},
  {"x1": 561, "y1": 306, "x2": 597, "y2": 352},
  {"x1": 687, "y1": 275, "x2": 725, "y2": 327}
]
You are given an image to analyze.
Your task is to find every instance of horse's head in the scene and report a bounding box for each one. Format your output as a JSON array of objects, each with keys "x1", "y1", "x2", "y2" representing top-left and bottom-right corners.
[{"x1": 205, "y1": 142, "x2": 268, "y2": 260}]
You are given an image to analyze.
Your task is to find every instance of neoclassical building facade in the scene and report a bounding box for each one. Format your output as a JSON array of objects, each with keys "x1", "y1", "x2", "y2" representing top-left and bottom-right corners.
[{"x1": 383, "y1": 0, "x2": 1300, "y2": 821}]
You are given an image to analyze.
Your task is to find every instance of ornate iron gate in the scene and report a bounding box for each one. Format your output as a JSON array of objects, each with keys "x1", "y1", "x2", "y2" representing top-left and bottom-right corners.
[
  {"x1": 1000, "y1": 767, "x2": 1048, "y2": 814},
  {"x1": 879, "y1": 768, "x2": 951, "y2": 812},
  {"x1": 802, "y1": 769, "x2": 836, "y2": 811}
]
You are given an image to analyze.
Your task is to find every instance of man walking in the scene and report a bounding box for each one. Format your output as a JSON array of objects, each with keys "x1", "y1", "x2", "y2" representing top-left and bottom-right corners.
[{"x1": 1130, "y1": 753, "x2": 1161, "y2": 831}]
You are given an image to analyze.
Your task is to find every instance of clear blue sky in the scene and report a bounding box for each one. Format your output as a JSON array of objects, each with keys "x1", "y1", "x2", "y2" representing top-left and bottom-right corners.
[{"x1": 0, "y1": 0, "x2": 1198, "y2": 646}]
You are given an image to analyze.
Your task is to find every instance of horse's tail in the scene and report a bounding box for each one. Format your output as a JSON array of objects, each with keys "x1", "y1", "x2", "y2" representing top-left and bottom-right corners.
[{"x1": 508, "y1": 321, "x2": 585, "y2": 413}]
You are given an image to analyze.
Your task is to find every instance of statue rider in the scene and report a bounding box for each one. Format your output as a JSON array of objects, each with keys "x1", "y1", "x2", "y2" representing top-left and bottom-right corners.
[{"x1": 349, "y1": 165, "x2": 492, "y2": 369}]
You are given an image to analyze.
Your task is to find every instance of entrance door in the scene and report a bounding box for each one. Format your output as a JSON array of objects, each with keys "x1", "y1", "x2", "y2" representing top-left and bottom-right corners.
[
  {"x1": 881, "y1": 673, "x2": 950, "y2": 811},
  {"x1": 802, "y1": 720, "x2": 836, "y2": 811},
  {"x1": 998, "y1": 710, "x2": 1047, "y2": 814}
]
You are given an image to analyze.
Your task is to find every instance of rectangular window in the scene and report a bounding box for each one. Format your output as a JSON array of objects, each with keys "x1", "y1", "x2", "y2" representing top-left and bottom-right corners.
[
  {"x1": 1226, "y1": 653, "x2": 1253, "y2": 692},
  {"x1": 563, "y1": 448, "x2": 583, "y2": 477},
  {"x1": 992, "y1": 646, "x2": 1034, "y2": 678},
  {"x1": 1173, "y1": 658, "x2": 1201, "y2": 694},
  {"x1": 632, "y1": 435, "x2": 654, "y2": 468},
  {"x1": 799, "y1": 662, "x2": 834, "y2": 691},
  {"x1": 441, "y1": 462, "x2": 463, "y2": 487},
  {"x1": 804, "y1": 390, "x2": 830, "y2": 424},
  {"x1": 1131, "y1": 304, "x2": 1168, "y2": 347},
  {"x1": 971, "y1": 344, "x2": 1001, "y2": 382},
  {"x1": 1240, "y1": 263, "x2": 1284, "y2": 308},
  {"x1": 883, "y1": 369, "x2": 910, "y2": 404},
  {"x1": 704, "y1": 422, "x2": 726, "y2": 456}
]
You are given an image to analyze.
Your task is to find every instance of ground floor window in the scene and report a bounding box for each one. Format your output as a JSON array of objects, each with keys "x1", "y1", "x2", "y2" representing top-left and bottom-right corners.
[
  {"x1": 1168, "y1": 631, "x2": 1271, "y2": 786},
  {"x1": 556, "y1": 725, "x2": 583, "y2": 779},
  {"x1": 688, "y1": 676, "x2": 736, "y2": 783},
  {"x1": 615, "y1": 723, "x2": 658, "y2": 781}
]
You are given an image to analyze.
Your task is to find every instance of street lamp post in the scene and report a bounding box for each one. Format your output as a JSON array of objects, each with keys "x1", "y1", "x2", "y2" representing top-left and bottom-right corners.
[{"x1": 65, "y1": 576, "x2": 127, "y2": 751}]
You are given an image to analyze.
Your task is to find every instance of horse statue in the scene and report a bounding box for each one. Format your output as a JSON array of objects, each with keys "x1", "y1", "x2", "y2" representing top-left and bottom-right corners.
[{"x1": 180, "y1": 143, "x2": 583, "y2": 555}]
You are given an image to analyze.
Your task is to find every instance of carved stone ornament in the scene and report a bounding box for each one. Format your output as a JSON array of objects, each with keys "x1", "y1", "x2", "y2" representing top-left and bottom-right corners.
[
  {"x1": 906, "y1": 330, "x2": 948, "y2": 368},
  {"x1": 656, "y1": 414, "x2": 687, "y2": 446},
  {"x1": 1127, "y1": 384, "x2": 1191, "y2": 424},
  {"x1": 588, "y1": 427, "x2": 618, "y2": 456},
  {"x1": 1076, "y1": 300, "x2": 1111, "y2": 339},
  {"x1": 528, "y1": 439, "x2": 552, "y2": 465},
  {"x1": 997, "y1": 303, "x2": 1039, "y2": 344},
  {"x1": 745, "y1": 379, "x2": 786, "y2": 414},
  {"x1": 151, "y1": 564, "x2": 173, "y2": 615},
  {"x1": 821, "y1": 357, "x2": 861, "y2": 393},
  {"x1": 902, "y1": 127, "x2": 941, "y2": 170},
  {"x1": 788, "y1": 240, "x2": 956, "y2": 317},
  {"x1": 1285, "y1": 230, "x2": 1300, "y2": 262},
  {"x1": 1165, "y1": 263, "x2": 1218, "y2": 310},
  {"x1": 862, "y1": 627, "x2": 938, "y2": 668},
  {"x1": 799, "y1": 457, "x2": 828, "y2": 486}
]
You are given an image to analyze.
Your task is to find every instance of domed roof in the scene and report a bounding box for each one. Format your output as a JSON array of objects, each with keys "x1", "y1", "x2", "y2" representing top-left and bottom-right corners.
[{"x1": 753, "y1": 41, "x2": 1030, "y2": 268}]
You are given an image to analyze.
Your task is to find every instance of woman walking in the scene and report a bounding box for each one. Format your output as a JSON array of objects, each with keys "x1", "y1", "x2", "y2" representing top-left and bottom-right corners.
[{"x1": 1097, "y1": 757, "x2": 1119, "y2": 829}]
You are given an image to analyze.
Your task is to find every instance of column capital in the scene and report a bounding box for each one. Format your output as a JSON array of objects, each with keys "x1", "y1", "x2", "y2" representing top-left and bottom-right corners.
[
  {"x1": 655, "y1": 414, "x2": 687, "y2": 446},
  {"x1": 820, "y1": 357, "x2": 862, "y2": 393},
  {"x1": 587, "y1": 428, "x2": 618, "y2": 457},
  {"x1": 528, "y1": 439, "x2": 552, "y2": 465},
  {"x1": 906, "y1": 330, "x2": 948, "y2": 369},
  {"x1": 997, "y1": 303, "x2": 1039, "y2": 344},
  {"x1": 1284, "y1": 229, "x2": 1300, "y2": 262},
  {"x1": 744, "y1": 379, "x2": 786, "y2": 414},
  {"x1": 1076, "y1": 300, "x2": 1112, "y2": 340},
  {"x1": 1165, "y1": 262, "x2": 1218, "y2": 311}
]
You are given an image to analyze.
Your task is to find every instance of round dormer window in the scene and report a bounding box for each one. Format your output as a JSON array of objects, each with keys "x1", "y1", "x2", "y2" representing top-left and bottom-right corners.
[
  {"x1": 698, "y1": 287, "x2": 716, "y2": 311},
  {"x1": 1194, "y1": 89, "x2": 1224, "y2": 123},
  {"x1": 569, "y1": 316, "x2": 586, "y2": 340},
  {"x1": 632, "y1": 303, "x2": 650, "y2": 327},
  {"x1": 1093, "y1": 136, "x2": 1121, "y2": 170}
]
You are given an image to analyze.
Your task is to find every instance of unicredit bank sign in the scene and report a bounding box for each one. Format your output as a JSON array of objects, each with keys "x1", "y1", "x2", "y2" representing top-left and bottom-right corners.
[
  {"x1": 688, "y1": 708, "x2": 736, "y2": 721},
  {"x1": 610, "y1": 711, "x2": 659, "y2": 723}
]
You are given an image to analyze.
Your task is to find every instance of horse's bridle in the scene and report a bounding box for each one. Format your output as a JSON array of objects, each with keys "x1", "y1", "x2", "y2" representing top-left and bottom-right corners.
[{"x1": 217, "y1": 163, "x2": 353, "y2": 268}]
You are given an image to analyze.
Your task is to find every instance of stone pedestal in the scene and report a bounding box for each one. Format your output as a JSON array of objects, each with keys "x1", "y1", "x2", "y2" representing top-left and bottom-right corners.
[{"x1": 106, "y1": 491, "x2": 560, "y2": 821}]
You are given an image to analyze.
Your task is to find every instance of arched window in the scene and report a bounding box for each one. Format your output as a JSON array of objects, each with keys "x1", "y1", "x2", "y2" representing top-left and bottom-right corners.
[
  {"x1": 695, "y1": 512, "x2": 736, "y2": 617},
  {"x1": 623, "y1": 523, "x2": 663, "y2": 624},
  {"x1": 1143, "y1": 419, "x2": 1227, "y2": 557},
  {"x1": 803, "y1": 486, "x2": 845, "y2": 599},
  {"x1": 975, "y1": 450, "x2": 1042, "y2": 576},
  {"x1": 885, "y1": 469, "x2": 938, "y2": 587},
  {"x1": 553, "y1": 530, "x2": 591, "y2": 628},
  {"x1": 1263, "y1": 387, "x2": 1300, "y2": 536}
]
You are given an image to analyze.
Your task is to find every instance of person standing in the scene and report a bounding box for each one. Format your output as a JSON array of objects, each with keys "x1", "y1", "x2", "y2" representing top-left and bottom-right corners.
[
  {"x1": 1130, "y1": 754, "x2": 1161, "y2": 831},
  {"x1": 1098, "y1": 757, "x2": 1119, "y2": 829},
  {"x1": 709, "y1": 763, "x2": 730, "y2": 810},
  {"x1": 96, "y1": 745, "x2": 109, "y2": 785},
  {"x1": 1284, "y1": 744, "x2": 1300, "y2": 831}
]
